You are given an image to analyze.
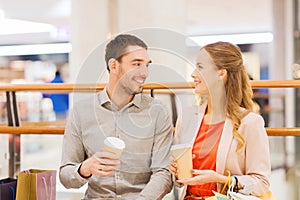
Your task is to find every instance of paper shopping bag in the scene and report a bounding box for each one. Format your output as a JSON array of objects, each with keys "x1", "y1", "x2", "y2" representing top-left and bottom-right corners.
[
  {"x1": 226, "y1": 176, "x2": 276, "y2": 200},
  {"x1": 228, "y1": 191, "x2": 261, "y2": 200},
  {"x1": 0, "y1": 178, "x2": 17, "y2": 200},
  {"x1": 16, "y1": 169, "x2": 56, "y2": 200},
  {"x1": 258, "y1": 190, "x2": 276, "y2": 200}
]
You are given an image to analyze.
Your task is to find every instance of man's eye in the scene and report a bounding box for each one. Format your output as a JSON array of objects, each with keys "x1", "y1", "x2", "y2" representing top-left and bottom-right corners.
[{"x1": 133, "y1": 63, "x2": 141, "y2": 66}]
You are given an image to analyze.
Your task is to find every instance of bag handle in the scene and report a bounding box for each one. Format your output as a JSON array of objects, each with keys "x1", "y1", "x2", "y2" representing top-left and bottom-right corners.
[
  {"x1": 228, "y1": 176, "x2": 236, "y2": 193},
  {"x1": 221, "y1": 170, "x2": 231, "y2": 194},
  {"x1": 49, "y1": 176, "x2": 53, "y2": 200},
  {"x1": 42, "y1": 176, "x2": 53, "y2": 200},
  {"x1": 10, "y1": 186, "x2": 15, "y2": 200}
]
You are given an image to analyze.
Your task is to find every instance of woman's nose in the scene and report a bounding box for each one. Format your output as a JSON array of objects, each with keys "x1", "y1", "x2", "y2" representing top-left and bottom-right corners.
[{"x1": 191, "y1": 70, "x2": 196, "y2": 78}]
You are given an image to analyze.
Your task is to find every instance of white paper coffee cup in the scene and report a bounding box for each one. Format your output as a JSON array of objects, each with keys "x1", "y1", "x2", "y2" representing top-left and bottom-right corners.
[
  {"x1": 171, "y1": 143, "x2": 193, "y2": 180},
  {"x1": 104, "y1": 137, "x2": 126, "y2": 158}
]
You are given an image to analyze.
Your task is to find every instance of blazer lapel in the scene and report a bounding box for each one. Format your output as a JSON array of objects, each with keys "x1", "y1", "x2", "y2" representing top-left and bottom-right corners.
[
  {"x1": 191, "y1": 104, "x2": 207, "y2": 143},
  {"x1": 216, "y1": 118, "x2": 234, "y2": 175},
  {"x1": 190, "y1": 106, "x2": 205, "y2": 144}
]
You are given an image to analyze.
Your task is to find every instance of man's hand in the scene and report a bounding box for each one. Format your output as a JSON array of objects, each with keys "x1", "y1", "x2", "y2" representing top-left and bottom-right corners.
[{"x1": 79, "y1": 152, "x2": 120, "y2": 177}]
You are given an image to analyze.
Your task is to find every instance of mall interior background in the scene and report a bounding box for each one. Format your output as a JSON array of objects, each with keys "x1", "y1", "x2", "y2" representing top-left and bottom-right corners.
[{"x1": 0, "y1": 0, "x2": 299, "y2": 199}]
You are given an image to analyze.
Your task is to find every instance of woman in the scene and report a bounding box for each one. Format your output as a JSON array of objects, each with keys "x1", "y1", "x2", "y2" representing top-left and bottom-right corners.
[{"x1": 169, "y1": 42, "x2": 271, "y2": 199}]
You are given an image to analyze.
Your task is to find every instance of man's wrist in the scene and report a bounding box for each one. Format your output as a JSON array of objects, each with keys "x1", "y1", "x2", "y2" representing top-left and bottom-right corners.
[{"x1": 78, "y1": 163, "x2": 92, "y2": 178}]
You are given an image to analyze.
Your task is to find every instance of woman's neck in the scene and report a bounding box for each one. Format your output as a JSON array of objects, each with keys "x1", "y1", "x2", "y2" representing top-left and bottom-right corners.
[{"x1": 204, "y1": 93, "x2": 226, "y2": 124}]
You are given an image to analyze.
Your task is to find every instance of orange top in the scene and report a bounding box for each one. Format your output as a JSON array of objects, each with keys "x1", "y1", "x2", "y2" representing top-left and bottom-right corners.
[{"x1": 186, "y1": 120, "x2": 225, "y2": 199}]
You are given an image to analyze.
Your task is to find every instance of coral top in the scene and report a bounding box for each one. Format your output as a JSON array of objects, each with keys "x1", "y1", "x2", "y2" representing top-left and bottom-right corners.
[{"x1": 186, "y1": 120, "x2": 225, "y2": 199}]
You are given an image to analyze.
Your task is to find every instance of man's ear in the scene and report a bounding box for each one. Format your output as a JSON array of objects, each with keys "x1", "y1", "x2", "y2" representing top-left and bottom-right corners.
[{"x1": 108, "y1": 58, "x2": 118, "y2": 72}]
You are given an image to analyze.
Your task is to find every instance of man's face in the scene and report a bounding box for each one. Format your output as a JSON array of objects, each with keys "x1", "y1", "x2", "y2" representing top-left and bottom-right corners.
[{"x1": 116, "y1": 45, "x2": 151, "y2": 95}]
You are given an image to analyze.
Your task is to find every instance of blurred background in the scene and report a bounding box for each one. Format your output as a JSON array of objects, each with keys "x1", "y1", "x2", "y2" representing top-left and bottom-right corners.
[{"x1": 0, "y1": 0, "x2": 299, "y2": 199}]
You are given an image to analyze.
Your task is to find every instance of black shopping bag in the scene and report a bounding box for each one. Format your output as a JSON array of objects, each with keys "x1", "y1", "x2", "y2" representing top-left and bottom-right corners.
[{"x1": 0, "y1": 178, "x2": 17, "y2": 200}]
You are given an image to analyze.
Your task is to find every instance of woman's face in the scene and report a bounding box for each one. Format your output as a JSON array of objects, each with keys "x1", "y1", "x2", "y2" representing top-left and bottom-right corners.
[{"x1": 191, "y1": 49, "x2": 222, "y2": 96}]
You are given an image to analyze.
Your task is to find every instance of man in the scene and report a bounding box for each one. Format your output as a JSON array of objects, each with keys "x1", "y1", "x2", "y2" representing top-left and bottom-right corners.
[{"x1": 59, "y1": 34, "x2": 173, "y2": 199}]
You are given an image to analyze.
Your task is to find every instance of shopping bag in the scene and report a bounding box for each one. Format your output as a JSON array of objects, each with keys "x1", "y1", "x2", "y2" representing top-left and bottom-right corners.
[
  {"x1": 205, "y1": 191, "x2": 229, "y2": 200},
  {"x1": 0, "y1": 178, "x2": 17, "y2": 200},
  {"x1": 207, "y1": 190, "x2": 276, "y2": 200},
  {"x1": 229, "y1": 190, "x2": 276, "y2": 200},
  {"x1": 227, "y1": 176, "x2": 275, "y2": 200},
  {"x1": 257, "y1": 191, "x2": 276, "y2": 200},
  {"x1": 207, "y1": 174, "x2": 276, "y2": 200},
  {"x1": 16, "y1": 169, "x2": 56, "y2": 200},
  {"x1": 227, "y1": 191, "x2": 261, "y2": 200},
  {"x1": 205, "y1": 170, "x2": 232, "y2": 200}
]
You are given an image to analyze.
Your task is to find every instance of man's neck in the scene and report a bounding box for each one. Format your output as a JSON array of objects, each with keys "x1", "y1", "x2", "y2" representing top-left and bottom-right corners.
[{"x1": 106, "y1": 83, "x2": 134, "y2": 109}]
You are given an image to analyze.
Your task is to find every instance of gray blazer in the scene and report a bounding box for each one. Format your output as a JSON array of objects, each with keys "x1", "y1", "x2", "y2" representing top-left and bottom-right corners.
[{"x1": 173, "y1": 104, "x2": 271, "y2": 199}]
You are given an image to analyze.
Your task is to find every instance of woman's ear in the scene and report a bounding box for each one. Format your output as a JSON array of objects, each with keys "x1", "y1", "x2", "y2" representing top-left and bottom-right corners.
[{"x1": 218, "y1": 69, "x2": 228, "y2": 82}]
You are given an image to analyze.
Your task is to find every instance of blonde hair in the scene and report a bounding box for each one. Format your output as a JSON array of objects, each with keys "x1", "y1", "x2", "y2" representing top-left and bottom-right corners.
[{"x1": 204, "y1": 42, "x2": 254, "y2": 152}]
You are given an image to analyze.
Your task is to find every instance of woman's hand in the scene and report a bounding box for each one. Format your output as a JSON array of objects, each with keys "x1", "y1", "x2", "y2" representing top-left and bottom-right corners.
[
  {"x1": 168, "y1": 159, "x2": 178, "y2": 179},
  {"x1": 177, "y1": 169, "x2": 226, "y2": 185}
]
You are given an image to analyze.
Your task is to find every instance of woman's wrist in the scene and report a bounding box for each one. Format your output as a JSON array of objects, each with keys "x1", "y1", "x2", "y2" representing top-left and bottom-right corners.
[{"x1": 217, "y1": 173, "x2": 229, "y2": 184}]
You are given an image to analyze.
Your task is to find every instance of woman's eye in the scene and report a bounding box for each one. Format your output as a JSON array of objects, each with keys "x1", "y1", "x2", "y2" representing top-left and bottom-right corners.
[{"x1": 196, "y1": 65, "x2": 203, "y2": 70}]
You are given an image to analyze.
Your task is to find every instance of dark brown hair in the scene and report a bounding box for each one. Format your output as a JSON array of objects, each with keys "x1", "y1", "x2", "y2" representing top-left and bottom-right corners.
[{"x1": 105, "y1": 34, "x2": 148, "y2": 71}]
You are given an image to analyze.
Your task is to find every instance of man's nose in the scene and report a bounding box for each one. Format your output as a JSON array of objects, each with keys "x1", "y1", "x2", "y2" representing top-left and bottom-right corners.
[{"x1": 137, "y1": 65, "x2": 148, "y2": 77}]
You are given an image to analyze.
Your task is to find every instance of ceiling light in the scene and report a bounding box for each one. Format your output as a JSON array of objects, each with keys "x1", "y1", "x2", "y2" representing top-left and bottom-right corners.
[
  {"x1": 188, "y1": 32, "x2": 274, "y2": 46},
  {"x1": 0, "y1": 43, "x2": 72, "y2": 56},
  {"x1": 0, "y1": 19, "x2": 57, "y2": 35}
]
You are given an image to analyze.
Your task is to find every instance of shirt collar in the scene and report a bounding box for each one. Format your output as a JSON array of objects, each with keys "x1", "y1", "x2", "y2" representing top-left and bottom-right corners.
[
  {"x1": 132, "y1": 93, "x2": 142, "y2": 108},
  {"x1": 99, "y1": 88, "x2": 111, "y2": 106},
  {"x1": 98, "y1": 88, "x2": 143, "y2": 109}
]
